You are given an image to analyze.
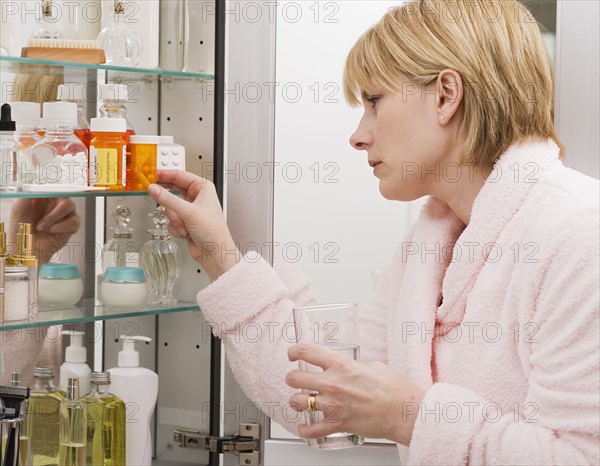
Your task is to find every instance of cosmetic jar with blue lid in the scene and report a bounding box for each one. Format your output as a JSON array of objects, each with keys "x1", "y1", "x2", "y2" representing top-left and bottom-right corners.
[
  {"x1": 38, "y1": 263, "x2": 84, "y2": 309},
  {"x1": 101, "y1": 266, "x2": 148, "y2": 308}
]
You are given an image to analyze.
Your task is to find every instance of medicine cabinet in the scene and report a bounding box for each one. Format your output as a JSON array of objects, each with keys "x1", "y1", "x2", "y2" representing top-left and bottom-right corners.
[
  {"x1": 2, "y1": 1, "x2": 597, "y2": 466},
  {"x1": 0, "y1": 1, "x2": 233, "y2": 464}
]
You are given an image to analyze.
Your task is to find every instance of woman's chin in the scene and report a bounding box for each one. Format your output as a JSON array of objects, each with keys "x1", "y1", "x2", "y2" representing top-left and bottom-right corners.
[{"x1": 379, "y1": 183, "x2": 421, "y2": 202}]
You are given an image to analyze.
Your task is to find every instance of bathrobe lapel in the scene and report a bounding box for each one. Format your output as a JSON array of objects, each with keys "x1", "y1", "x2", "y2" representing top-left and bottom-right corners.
[{"x1": 391, "y1": 139, "x2": 561, "y2": 390}]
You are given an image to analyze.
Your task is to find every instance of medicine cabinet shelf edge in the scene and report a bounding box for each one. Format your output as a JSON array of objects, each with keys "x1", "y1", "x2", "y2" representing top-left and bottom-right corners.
[
  {"x1": 0, "y1": 300, "x2": 201, "y2": 332},
  {"x1": 0, "y1": 56, "x2": 215, "y2": 81}
]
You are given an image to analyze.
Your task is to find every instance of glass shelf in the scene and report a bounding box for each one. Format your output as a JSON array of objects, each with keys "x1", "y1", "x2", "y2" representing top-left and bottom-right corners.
[
  {"x1": 0, "y1": 56, "x2": 214, "y2": 80},
  {"x1": 0, "y1": 299, "x2": 200, "y2": 331},
  {"x1": 0, "y1": 189, "x2": 150, "y2": 199}
]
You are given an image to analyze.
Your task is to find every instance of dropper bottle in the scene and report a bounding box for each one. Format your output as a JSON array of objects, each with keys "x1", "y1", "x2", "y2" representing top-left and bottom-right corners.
[{"x1": 0, "y1": 103, "x2": 19, "y2": 192}]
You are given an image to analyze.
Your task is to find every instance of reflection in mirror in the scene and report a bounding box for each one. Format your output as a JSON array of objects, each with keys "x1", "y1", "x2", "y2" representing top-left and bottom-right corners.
[
  {"x1": 0, "y1": 196, "x2": 85, "y2": 387},
  {"x1": 521, "y1": 0, "x2": 557, "y2": 62}
]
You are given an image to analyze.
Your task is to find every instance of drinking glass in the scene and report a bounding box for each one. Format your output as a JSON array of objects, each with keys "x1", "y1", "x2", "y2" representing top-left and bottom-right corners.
[{"x1": 292, "y1": 303, "x2": 365, "y2": 449}]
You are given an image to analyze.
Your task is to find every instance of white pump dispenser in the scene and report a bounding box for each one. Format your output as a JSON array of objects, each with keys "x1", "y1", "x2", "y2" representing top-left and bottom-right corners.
[
  {"x1": 107, "y1": 335, "x2": 158, "y2": 466},
  {"x1": 60, "y1": 330, "x2": 91, "y2": 396}
]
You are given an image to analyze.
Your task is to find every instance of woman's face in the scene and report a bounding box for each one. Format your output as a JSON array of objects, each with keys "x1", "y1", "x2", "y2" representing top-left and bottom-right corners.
[{"x1": 349, "y1": 78, "x2": 459, "y2": 201}]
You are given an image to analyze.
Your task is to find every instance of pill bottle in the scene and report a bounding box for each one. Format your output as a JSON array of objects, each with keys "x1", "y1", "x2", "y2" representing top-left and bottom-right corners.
[
  {"x1": 30, "y1": 102, "x2": 88, "y2": 187},
  {"x1": 128, "y1": 135, "x2": 159, "y2": 191},
  {"x1": 90, "y1": 118, "x2": 127, "y2": 191},
  {"x1": 10, "y1": 102, "x2": 41, "y2": 185}
]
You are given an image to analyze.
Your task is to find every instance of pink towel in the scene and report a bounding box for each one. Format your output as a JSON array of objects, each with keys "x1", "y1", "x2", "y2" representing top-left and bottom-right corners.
[{"x1": 198, "y1": 139, "x2": 600, "y2": 464}]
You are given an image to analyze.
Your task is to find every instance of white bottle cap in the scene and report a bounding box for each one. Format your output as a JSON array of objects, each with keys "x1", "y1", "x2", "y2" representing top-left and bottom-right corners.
[
  {"x1": 118, "y1": 335, "x2": 152, "y2": 367},
  {"x1": 158, "y1": 136, "x2": 174, "y2": 144},
  {"x1": 90, "y1": 117, "x2": 127, "y2": 133},
  {"x1": 130, "y1": 135, "x2": 161, "y2": 145},
  {"x1": 62, "y1": 330, "x2": 87, "y2": 363},
  {"x1": 10, "y1": 102, "x2": 40, "y2": 130},
  {"x1": 42, "y1": 101, "x2": 77, "y2": 128},
  {"x1": 57, "y1": 84, "x2": 86, "y2": 102},
  {"x1": 99, "y1": 84, "x2": 128, "y2": 101}
]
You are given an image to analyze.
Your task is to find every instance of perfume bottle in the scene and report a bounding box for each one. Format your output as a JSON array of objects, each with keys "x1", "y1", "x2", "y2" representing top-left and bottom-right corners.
[
  {"x1": 6, "y1": 223, "x2": 39, "y2": 318},
  {"x1": 102, "y1": 205, "x2": 139, "y2": 272},
  {"x1": 141, "y1": 206, "x2": 181, "y2": 307},
  {"x1": 30, "y1": 0, "x2": 64, "y2": 40},
  {"x1": 97, "y1": 0, "x2": 143, "y2": 67},
  {"x1": 58, "y1": 378, "x2": 86, "y2": 466}
]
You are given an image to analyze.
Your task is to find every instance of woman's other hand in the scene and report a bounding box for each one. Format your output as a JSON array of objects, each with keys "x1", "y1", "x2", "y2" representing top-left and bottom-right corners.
[
  {"x1": 286, "y1": 342, "x2": 425, "y2": 446},
  {"x1": 148, "y1": 170, "x2": 240, "y2": 281},
  {"x1": 10, "y1": 198, "x2": 80, "y2": 264}
]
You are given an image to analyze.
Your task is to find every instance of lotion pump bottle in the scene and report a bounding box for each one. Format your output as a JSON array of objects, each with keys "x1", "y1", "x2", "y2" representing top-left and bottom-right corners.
[
  {"x1": 107, "y1": 335, "x2": 158, "y2": 466},
  {"x1": 59, "y1": 330, "x2": 91, "y2": 396}
]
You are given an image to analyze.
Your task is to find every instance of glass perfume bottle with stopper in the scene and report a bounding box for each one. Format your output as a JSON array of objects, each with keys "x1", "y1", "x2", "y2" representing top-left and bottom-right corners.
[
  {"x1": 102, "y1": 205, "x2": 139, "y2": 272},
  {"x1": 97, "y1": 0, "x2": 142, "y2": 67},
  {"x1": 141, "y1": 206, "x2": 181, "y2": 307},
  {"x1": 30, "y1": 0, "x2": 64, "y2": 40}
]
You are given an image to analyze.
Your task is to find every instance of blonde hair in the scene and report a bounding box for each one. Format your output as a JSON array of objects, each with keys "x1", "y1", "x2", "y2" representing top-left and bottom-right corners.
[{"x1": 344, "y1": 0, "x2": 564, "y2": 166}]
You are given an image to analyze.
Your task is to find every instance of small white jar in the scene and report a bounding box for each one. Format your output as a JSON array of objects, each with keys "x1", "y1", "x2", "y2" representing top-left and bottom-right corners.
[
  {"x1": 101, "y1": 267, "x2": 148, "y2": 308},
  {"x1": 38, "y1": 263, "x2": 84, "y2": 309},
  {"x1": 4, "y1": 266, "x2": 31, "y2": 321}
]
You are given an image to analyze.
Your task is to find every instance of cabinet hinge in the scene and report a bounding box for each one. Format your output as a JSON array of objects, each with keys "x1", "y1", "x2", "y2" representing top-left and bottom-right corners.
[{"x1": 173, "y1": 423, "x2": 260, "y2": 465}]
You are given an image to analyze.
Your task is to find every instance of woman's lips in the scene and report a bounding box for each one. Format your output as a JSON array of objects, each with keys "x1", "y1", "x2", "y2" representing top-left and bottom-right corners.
[{"x1": 368, "y1": 160, "x2": 382, "y2": 168}]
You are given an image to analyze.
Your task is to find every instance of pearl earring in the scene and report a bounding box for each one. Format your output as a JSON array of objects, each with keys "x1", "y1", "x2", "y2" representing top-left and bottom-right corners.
[{"x1": 440, "y1": 115, "x2": 445, "y2": 121}]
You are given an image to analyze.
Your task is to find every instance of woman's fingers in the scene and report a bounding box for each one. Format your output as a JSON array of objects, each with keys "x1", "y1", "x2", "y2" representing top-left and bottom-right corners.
[
  {"x1": 148, "y1": 184, "x2": 196, "y2": 222},
  {"x1": 164, "y1": 208, "x2": 189, "y2": 238},
  {"x1": 156, "y1": 169, "x2": 211, "y2": 199},
  {"x1": 36, "y1": 199, "x2": 77, "y2": 232},
  {"x1": 297, "y1": 420, "x2": 343, "y2": 440},
  {"x1": 44, "y1": 213, "x2": 80, "y2": 234},
  {"x1": 288, "y1": 343, "x2": 338, "y2": 370},
  {"x1": 285, "y1": 370, "x2": 323, "y2": 391}
]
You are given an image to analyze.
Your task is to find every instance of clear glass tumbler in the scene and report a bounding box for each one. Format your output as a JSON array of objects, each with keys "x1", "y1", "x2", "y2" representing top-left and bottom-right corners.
[{"x1": 292, "y1": 303, "x2": 365, "y2": 450}]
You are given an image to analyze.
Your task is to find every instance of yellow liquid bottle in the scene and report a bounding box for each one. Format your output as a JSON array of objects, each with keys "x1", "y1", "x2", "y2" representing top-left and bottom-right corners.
[
  {"x1": 28, "y1": 367, "x2": 67, "y2": 466},
  {"x1": 82, "y1": 372, "x2": 126, "y2": 466}
]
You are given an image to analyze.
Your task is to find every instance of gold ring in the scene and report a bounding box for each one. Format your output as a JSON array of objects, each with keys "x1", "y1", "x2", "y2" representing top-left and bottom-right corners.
[{"x1": 307, "y1": 393, "x2": 318, "y2": 413}]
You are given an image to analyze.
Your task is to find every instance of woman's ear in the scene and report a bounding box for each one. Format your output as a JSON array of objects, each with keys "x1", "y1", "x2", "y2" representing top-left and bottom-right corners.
[{"x1": 436, "y1": 69, "x2": 463, "y2": 125}]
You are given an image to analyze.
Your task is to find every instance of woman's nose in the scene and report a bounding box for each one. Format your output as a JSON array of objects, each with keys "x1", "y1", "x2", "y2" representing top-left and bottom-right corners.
[{"x1": 349, "y1": 120, "x2": 372, "y2": 151}]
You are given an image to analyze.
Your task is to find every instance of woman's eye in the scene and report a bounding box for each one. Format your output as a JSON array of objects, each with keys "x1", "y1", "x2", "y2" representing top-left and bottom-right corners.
[{"x1": 367, "y1": 96, "x2": 380, "y2": 108}]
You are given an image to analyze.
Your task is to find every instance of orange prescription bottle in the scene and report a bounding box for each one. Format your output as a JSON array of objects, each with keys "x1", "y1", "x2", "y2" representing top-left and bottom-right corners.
[
  {"x1": 89, "y1": 118, "x2": 127, "y2": 191},
  {"x1": 128, "y1": 135, "x2": 158, "y2": 191}
]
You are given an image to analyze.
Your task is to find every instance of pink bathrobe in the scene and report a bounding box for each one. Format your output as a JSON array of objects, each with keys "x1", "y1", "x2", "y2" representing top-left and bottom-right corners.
[{"x1": 197, "y1": 139, "x2": 600, "y2": 465}]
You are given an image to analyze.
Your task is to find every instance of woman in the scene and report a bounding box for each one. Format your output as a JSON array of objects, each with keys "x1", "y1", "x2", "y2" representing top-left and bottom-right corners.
[{"x1": 148, "y1": 1, "x2": 599, "y2": 463}]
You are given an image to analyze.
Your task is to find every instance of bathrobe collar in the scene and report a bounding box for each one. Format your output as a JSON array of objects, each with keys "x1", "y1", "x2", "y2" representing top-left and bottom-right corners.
[{"x1": 395, "y1": 139, "x2": 561, "y2": 388}]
